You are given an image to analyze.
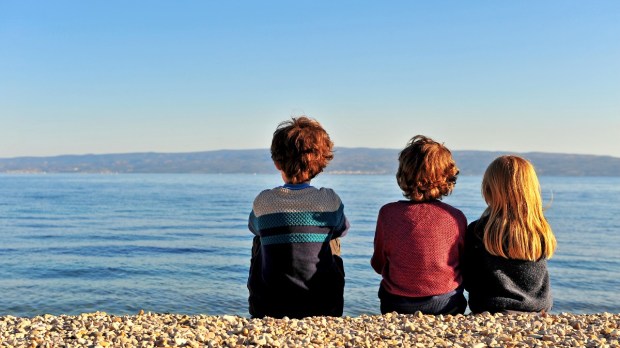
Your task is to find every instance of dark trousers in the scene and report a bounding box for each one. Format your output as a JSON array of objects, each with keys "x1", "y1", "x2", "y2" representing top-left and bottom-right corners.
[
  {"x1": 379, "y1": 285, "x2": 467, "y2": 315},
  {"x1": 248, "y1": 236, "x2": 345, "y2": 319}
]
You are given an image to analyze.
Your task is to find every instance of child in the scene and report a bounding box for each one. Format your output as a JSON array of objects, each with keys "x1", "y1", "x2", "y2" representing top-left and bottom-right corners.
[
  {"x1": 463, "y1": 155, "x2": 556, "y2": 313},
  {"x1": 371, "y1": 135, "x2": 467, "y2": 315},
  {"x1": 247, "y1": 116, "x2": 349, "y2": 319}
]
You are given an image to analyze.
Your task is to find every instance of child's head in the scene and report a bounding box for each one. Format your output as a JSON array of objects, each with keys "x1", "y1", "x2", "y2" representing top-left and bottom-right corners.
[
  {"x1": 396, "y1": 135, "x2": 459, "y2": 202},
  {"x1": 270, "y1": 116, "x2": 334, "y2": 184},
  {"x1": 481, "y1": 155, "x2": 556, "y2": 260}
]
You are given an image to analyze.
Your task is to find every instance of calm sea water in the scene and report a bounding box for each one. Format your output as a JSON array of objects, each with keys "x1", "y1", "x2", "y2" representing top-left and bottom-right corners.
[{"x1": 1, "y1": 174, "x2": 619, "y2": 317}]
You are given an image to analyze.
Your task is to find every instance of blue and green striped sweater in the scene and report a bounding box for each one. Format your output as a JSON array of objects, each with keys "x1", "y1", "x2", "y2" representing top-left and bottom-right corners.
[{"x1": 247, "y1": 183, "x2": 349, "y2": 318}]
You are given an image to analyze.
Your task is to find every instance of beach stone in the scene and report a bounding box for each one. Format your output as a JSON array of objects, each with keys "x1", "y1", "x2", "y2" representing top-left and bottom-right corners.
[{"x1": 1, "y1": 312, "x2": 620, "y2": 347}]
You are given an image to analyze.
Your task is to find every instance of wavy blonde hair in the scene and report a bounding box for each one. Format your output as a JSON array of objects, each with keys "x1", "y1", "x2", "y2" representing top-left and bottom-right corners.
[{"x1": 481, "y1": 155, "x2": 556, "y2": 261}]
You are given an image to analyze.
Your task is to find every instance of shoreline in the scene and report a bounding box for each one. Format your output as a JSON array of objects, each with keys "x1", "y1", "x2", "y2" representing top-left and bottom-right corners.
[{"x1": 1, "y1": 311, "x2": 618, "y2": 347}]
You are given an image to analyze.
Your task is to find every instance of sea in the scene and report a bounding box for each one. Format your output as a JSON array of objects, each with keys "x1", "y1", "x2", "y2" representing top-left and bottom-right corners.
[{"x1": 1, "y1": 174, "x2": 619, "y2": 318}]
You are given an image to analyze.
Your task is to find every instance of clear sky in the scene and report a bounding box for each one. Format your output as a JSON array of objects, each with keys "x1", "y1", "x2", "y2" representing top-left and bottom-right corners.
[{"x1": 1, "y1": 1, "x2": 619, "y2": 158}]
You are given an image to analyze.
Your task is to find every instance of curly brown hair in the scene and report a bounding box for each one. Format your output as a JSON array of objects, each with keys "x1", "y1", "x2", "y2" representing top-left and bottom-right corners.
[
  {"x1": 270, "y1": 116, "x2": 334, "y2": 184},
  {"x1": 396, "y1": 135, "x2": 459, "y2": 201}
]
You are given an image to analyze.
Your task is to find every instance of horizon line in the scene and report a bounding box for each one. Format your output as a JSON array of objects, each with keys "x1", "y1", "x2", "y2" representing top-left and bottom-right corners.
[{"x1": 1, "y1": 147, "x2": 619, "y2": 160}]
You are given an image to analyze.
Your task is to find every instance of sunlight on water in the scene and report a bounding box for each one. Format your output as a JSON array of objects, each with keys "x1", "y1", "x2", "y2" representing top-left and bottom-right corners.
[{"x1": 1, "y1": 174, "x2": 619, "y2": 317}]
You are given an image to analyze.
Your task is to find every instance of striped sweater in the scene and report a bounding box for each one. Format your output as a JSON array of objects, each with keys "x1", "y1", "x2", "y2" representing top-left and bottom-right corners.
[{"x1": 247, "y1": 183, "x2": 349, "y2": 318}]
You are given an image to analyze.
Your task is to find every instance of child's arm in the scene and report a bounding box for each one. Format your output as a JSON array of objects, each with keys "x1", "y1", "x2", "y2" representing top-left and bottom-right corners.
[
  {"x1": 461, "y1": 221, "x2": 478, "y2": 292},
  {"x1": 370, "y1": 212, "x2": 386, "y2": 274},
  {"x1": 332, "y1": 214, "x2": 350, "y2": 239},
  {"x1": 248, "y1": 210, "x2": 260, "y2": 236},
  {"x1": 329, "y1": 194, "x2": 349, "y2": 239}
]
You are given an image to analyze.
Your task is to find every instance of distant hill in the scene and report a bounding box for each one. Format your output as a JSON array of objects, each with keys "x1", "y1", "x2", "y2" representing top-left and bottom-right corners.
[{"x1": 1, "y1": 148, "x2": 619, "y2": 176}]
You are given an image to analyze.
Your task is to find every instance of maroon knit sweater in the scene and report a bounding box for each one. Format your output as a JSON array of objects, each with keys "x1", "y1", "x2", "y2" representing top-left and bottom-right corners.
[{"x1": 371, "y1": 200, "x2": 467, "y2": 298}]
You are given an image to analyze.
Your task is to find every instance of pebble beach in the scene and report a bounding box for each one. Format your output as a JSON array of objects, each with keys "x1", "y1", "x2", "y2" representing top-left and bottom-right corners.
[{"x1": 1, "y1": 311, "x2": 619, "y2": 347}]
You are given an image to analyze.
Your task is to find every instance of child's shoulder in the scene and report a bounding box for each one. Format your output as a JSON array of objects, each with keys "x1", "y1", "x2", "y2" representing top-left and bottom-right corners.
[
  {"x1": 253, "y1": 187, "x2": 278, "y2": 199},
  {"x1": 252, "y1": 186, "x2": 343, "y2": 212},
  {"x1": 466, "y1": 218, "x2": 487, "y2": 235},
  {"x1": 385, "y1": 200, "x2": 467, "y2": 224},
  {"x1": 434, "y1": 200, "x2": 466, "y2": 215},
  {"x1": 438, "y1": 201, "x2": 467, "y2": 224},
  {"x1": 315, "y1": 186, "x2": 340, "y2": 197},
  {"x1": 467, "y1": 218, "x2": 481, "y2": 230},
  {"x1": 255, "y1": 185, "x2": 340, "y2": 195},
  {"x1": 251, "y1": 187, "x2": 287, "y2": 217},
  {"x1": 411, "y1": 199, "x2": 459, "y2": 212},
  {"x1": 379, "y1": 200, "x2": 463, "y2": 213},
  {"x1": 379, "y1": 201, "x2": 405, "y2": 210},
  {"x1": 310, "y1": 187, "x2": 344, "y2": 207},
  {"x1": 252, "y1": 187, "x2": 284, "y2": 207}
]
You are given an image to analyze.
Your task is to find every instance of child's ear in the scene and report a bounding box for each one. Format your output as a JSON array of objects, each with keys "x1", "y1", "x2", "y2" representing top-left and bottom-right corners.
[{"x1": 274, "y1": 162, "x2": 282, "y2": 170}]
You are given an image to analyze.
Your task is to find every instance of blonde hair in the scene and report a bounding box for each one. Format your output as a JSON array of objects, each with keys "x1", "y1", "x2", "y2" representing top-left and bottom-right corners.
[{"x1": 481, "y1": 155, "x2": 556, "y2": 261}]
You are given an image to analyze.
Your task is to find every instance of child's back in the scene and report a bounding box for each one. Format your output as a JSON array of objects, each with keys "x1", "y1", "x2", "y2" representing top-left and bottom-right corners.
[
  {"x1": 248, "y1": 184, "x2": 347, "y2": 318},
  {"x1": 374, "y1": 200, "x2": 465, "y2": 298},
  {"x1": 371, "y1": 135, "x2": 467, "y2": 315},
  {"x1": 247, "y1": 116, "x2": 349, "y2": 319},
  {"x1": 463, "y1": 155, "x2": 556, "y2": 313},
  {"x1": 464, "y1": 217, "x2": 552, "y2": 313}
]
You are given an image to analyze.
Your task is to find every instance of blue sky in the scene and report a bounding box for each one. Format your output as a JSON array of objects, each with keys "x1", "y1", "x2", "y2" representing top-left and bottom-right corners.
[{"x1": 1, "y1": 1, "x2": 619, "y2": 158}]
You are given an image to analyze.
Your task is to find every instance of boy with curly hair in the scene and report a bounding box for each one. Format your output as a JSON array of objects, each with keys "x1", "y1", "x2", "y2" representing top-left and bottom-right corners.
[
  {"x1": 248, "y1": 116, "x2": 349, "y2": 318},
  {"x1": 371, "y1": 135, "x2": 467, "y2": 315}
]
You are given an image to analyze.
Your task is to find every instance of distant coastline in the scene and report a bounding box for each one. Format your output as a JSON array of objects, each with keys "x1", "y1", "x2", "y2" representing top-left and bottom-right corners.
[{"x1": 1, "y1": 148, "x2": 619, "y2": 176}]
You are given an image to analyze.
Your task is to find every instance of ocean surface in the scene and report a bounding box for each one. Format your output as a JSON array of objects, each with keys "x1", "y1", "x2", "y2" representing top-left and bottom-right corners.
[{"x1": 1, "y1": 174, "x2": 619, "y2": 318}]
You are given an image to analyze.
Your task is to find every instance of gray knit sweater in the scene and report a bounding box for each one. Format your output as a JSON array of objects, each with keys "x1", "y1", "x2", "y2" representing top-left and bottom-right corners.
[{"x1": 463, "y1": 218, "x2": 553, "y2": 313}]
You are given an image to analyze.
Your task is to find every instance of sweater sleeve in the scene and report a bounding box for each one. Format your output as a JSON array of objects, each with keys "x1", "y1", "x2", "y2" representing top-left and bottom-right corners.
[
  {"x1": 462, "y1": 220, "x2": 480, "y2": 292},
  {"x1": 370, "y1": 209, "x2": 386, "y2": 274},
  {"x1": 333, "y1": 216, "x2": 350, "y2": 238},
  {"x1": 331, "y1": 202, "x2": 350, "y2": 238},
  {"x1": 248, "y1": 210, "x2": 260, "y2": 236}
]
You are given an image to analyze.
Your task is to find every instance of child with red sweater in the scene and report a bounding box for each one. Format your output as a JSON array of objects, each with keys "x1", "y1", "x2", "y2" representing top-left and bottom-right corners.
[{"x1": 371, "y1": 135, "x2": 467, "y2": 314}]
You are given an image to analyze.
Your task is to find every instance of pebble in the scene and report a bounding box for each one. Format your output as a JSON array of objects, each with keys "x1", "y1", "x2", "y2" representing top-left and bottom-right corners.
[{"x1": 1, "y1": 311, "x2": 619, "y2": 347}]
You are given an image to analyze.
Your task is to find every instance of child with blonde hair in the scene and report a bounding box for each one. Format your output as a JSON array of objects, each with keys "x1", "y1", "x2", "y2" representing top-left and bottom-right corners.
[
  {"x1": 463, "y1": 155, "x2": 557, "y2": 313},
  {"x1": 371, "y1": 135, "x2": 467, "y2": 315}
]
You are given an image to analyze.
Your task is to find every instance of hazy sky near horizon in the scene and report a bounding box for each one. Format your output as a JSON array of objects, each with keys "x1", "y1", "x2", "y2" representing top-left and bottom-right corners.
[{"x1": 1, "y1": 1, "x2": 619, "y2": 158}]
